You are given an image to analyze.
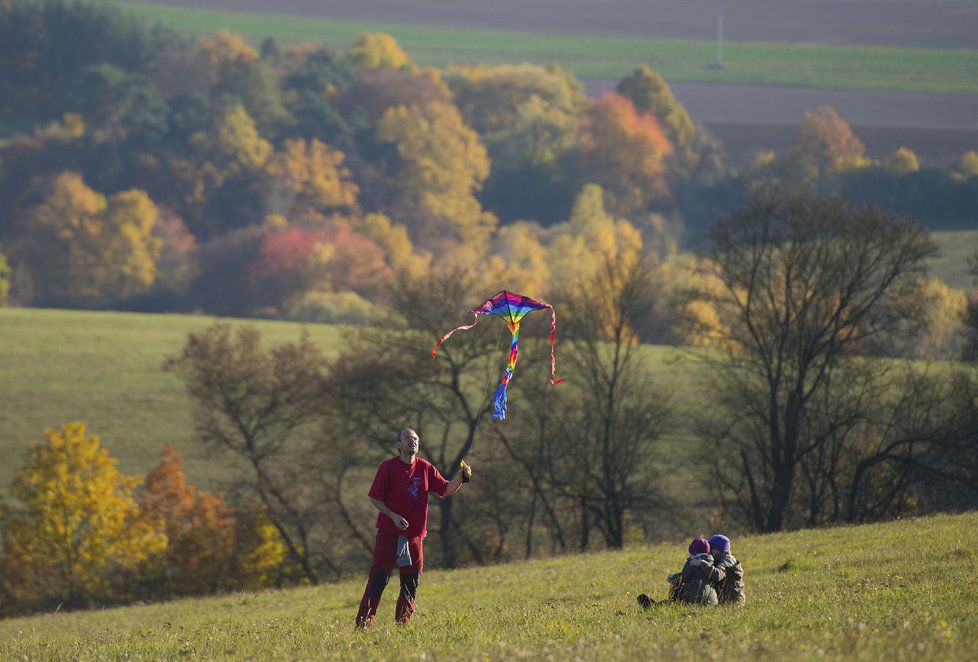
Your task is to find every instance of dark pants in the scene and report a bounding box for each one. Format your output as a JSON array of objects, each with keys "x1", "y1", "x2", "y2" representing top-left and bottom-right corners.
[{"x1": 355, "y1": 530, "x2": 424, "y2": 627}]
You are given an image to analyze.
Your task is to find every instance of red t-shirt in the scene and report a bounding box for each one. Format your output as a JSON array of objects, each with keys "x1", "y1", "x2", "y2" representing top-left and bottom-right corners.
[{"x1": 368, "y1": 456, "x2": 449, "y2": 540}]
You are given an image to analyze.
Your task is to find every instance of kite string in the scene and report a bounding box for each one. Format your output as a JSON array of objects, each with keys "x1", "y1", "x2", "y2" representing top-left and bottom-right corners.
[{"x1": 468, "y1": 320, "x2": 507, "y2": 458}]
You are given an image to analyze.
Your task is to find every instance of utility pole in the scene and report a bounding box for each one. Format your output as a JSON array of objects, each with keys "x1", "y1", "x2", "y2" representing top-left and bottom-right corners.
[{"x1": 712, "y1": 5, "x2": 725, "y2": 69}]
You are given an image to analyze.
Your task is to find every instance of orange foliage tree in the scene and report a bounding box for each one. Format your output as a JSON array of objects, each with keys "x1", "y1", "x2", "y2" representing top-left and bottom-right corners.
[
  {"x1": 577, "y1": 92, "x2": 672, "y2": 215},
  {"x1": 136, "y1": 445, "x2": 236, "y2": 598}
]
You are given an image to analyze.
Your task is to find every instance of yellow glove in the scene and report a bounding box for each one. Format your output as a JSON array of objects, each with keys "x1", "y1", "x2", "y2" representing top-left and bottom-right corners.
[{"x1": 459, "y1": 459, "x2": 472, "y2": 483}]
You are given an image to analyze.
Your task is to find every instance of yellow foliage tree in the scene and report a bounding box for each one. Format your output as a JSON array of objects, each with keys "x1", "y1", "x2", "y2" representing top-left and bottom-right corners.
[
  {"x1": 547, "y1": 184, "x2": 644, "y2": 289},
  {"x1": 493, "y1": 223, "x2": 549, "y2": 295},
  {"x1": 447, "y1": 63, "x2": 586, "y2": 134},
  {"x1": 909, "y1": 277, "x2": 968, "y2": 359},
  {"x1": 952, "y1": 150, "x2": 978, "y2": 181},
  {"x1": 344, "y1": 32, "x2": 413, "y2": 71},
  {"x1": 265, "y1": 138, "x2": 360, "y2": 220},
  {"x1": 888, "y1": 147, "x2": 920, "y2": 174},
  {"x1": 195, "y1": 30, "x2": 260, "y2": 88},
  {"x1": 0, "y1": 244, "x2": 10, "y2": 307},
  {"x1": 229, "y1": 501, "x2": 307, "y2": 590},
  {"x1": 20, "y1": 172, "x2": 161, "y2": 305},
  {"x1": 0, "y1": 423, "x2": 166, "y2": 612},
  {"x1": 215, "y1": 103, "x2": 272, "y2": 171},
  {"x1": 376, "y1": 102, "x2": 494, "y2": 246}
]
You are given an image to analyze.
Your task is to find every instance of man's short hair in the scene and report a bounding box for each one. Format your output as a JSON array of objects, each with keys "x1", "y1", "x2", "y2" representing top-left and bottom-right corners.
[{"x1": 396, "y1": 427, "x2": 416, "y2": 445}]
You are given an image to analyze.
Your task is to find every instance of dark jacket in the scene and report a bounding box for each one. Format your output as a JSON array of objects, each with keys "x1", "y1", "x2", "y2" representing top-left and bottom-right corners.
[
  {"x1": 676, "y1": 553, "x2": 723, "y2": 605},
  {"x1": 713, "y1": 552, "x2": 746, "y2": 606}
]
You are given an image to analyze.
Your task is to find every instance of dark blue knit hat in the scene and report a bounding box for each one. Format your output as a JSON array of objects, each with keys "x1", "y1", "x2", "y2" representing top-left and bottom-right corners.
[{"x1": 708, "y1": 534, "x2": 731, "y2": 553}]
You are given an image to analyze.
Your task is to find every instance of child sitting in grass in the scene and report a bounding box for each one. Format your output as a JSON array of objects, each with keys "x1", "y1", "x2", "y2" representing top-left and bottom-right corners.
[
  {"x1": 709, "y1": 534, "x2": 746, "y2": 606},
  {"x1": 637, "y1": 536, "x2": 723, "y2": 607}
]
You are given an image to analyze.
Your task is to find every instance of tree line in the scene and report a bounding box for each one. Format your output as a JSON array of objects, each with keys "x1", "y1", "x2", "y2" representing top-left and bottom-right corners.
[
  {"x1": 0, "y1": 423, "x2": 305, "y2": 617},
  {"x1": 0, "y1": 1, "x2": 976, "y2": 350}
]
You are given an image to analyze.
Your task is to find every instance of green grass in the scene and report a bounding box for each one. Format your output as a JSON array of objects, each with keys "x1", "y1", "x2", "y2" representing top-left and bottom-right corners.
[
  {"x1": 930, "y1": 230, "x2": 978, "y2": 291},
  {"x1": 1, "y1": 510, "x2": 974, "y2": 659},
  {"x1": 0, "y1": 308, "x2": 342, "y2": 492},
  {"x1": 0, "y1": 307, "x2": 691, "y2": 494},
  {"x1": 106, "y1": 1, "x2": 978, "y2": 95}
]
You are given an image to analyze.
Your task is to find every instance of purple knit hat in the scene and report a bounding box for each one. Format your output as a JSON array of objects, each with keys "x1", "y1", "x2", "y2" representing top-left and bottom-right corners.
[
  {"x1": 688, "y1": 537, "x2": 710, "y2": 556},
  {"x1": 709, "y1": 534, "x2": 731, "y2": 553}
]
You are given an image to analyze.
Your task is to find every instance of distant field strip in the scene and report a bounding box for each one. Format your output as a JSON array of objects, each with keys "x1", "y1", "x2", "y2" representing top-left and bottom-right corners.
[{"x1": 108, "y1": 1, "x2": 978, "y2": 94}]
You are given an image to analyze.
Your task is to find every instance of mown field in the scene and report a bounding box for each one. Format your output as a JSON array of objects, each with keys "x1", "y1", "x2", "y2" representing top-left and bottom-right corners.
[
  {"x1": 1, "y1": 510, "x2": 974, "y2": 660},
  {"x1": 106, "y1": 1, "x2": 978, "y2": 95},
  {"x1": 0, "y1": 307, "x2": 692, "y2": 494}
]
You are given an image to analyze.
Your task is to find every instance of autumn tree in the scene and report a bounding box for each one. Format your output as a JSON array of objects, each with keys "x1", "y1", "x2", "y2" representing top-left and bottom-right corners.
[
  {"x1": 264, "y1": 138, "x2": 360, "y2": 221},
  {"x1": 547, "y1": 253, "x2": 673, "y2": 548},
  {"x1": 576, "y1": 92, "x2": 673, "y2": 215},
  {"x1": 447, "y1": 63, "x2": 586, "y2": 136},
  {"x1": 0, "y1": 422, "x2": 166, "y2": 613},
  {"x1": 902, "y1": 277, "x2": 967, "y2": 359},
  {"x1": 136, "y1": 445, "x2": 236, "y2": 598},
  {"x1": 164, "y1": 324, "x2": 336, "y2": 582},
  {"x1": 17, "y1": 172, "x2": 161, "y2": 305},
  {"x1": 338, "y1": 68, "x2": 452, "y2": 124},
  {"x1": 214, "y1": 103, "x2": 272, "y2": 171},
  {"x1": 546, "y1": 184, "x2": 644, "y2": 292},
  {"x1": 449, "y1": 65, "x2": 584, "y2": 225},
  {"x1": 697, "y1": 194, "x2": 936, "y2": 532},
  {"x1": 376, "y1": 101, "x2": 495, "y2": 248},
  {"x1": 783, "y1": 106, "x2": 868, "y2": 193},
  {"x1": 281, "y1": 44, "x2": 359, "y2": 145},
  {"x1": 616, "y1": 65, "x2": 724, "y2": 182},
  {"x1": 888, "y1": 147, "x2": 920, "y2": 174},
  {"x1": 344, "y1": 32, "x2": 413, "y2": 71},
  {"x1": 952, "y1": 150, "x2": 978, "y2": 182},
  {"x1": 0, "y1": 244, "x2": 9, "y2": 306}
]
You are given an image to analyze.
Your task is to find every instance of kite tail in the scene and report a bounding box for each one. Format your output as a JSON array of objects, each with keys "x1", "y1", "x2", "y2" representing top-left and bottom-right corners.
[
  {"x1": 490, "y1": 376, "x2": 509, "y2": 421},
  {"x1": 547, "y1": 305, "x2": 565, "y2": 385},
  {"x1": 491, "y1": 326, "x2": 520, "y2": 420},
  {"x1": 432, "y1": 312, "x2": 480, "y2": 357}
]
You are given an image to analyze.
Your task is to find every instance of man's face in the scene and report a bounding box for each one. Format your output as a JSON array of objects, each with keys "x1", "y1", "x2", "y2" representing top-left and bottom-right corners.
[{"x1": 397, "y1": 429, "x2": 419, "y2": 455}]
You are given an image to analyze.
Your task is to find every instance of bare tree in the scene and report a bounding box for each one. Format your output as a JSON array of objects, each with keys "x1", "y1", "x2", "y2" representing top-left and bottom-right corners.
[
  {"x1": 698, "y1": 193, "x2": 937, "y2": 532},
  {"x1": 164, "y1": 324, "x2": 336, "y2": 582},
  {"x1": 548, "y1": 254, "x2": 673, "y2": 549}
]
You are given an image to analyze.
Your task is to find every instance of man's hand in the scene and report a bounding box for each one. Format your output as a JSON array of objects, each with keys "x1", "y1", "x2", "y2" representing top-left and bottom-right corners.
[
  {"x1": 391, "y1": 514, "x2": 409, "y2": 530},
  {"x1": 459, "y1": 460, "x2": 472, "y2": 483}
]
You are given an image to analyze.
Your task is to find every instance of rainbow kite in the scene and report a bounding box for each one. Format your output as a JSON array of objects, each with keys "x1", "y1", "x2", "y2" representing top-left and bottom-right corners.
[{"x1": 432, "y1": 290, "x2": 564, "y2": 421}]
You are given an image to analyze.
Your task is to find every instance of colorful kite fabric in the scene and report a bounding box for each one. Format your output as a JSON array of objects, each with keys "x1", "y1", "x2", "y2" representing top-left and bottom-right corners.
[{"x1": 432, "y1": 290, "x2": 564, "y2": 421}]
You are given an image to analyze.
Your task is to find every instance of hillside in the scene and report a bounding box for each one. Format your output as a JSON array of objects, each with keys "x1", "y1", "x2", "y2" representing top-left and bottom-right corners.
[
  {"x1": 0, "y1": 307, "x2": 691, "y2": 493},
  {"x1": 1, "y1": 510, "x2": 974, "y2": 659},
  {"x1": 0, "y1": 308, "x2": 343, "y2": 491}
]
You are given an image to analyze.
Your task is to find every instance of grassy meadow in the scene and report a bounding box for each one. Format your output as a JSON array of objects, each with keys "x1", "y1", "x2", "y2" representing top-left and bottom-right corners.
[
  {"x1": 106, "y1": 1, "x2": 978, "y2": 95},
  {"x1": 0, "y1": 308, "x2": 342, "y2": 492},
  {"x1": 0, "y1": 307, "x2": 692, "y2": 494},
  {"x1": 0, "y1": 510, "x2": 974, "y2": 660},
  {"x1": 930, "y1": 229, "x2": 978, "y2": 291}
]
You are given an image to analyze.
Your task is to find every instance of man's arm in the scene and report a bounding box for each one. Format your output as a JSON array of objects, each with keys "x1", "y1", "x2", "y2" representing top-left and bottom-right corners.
[
  {"x1": 441, "y1": 473, "x2": 464, "y2": 497},
  {"x1": 370, "y1": 497, "x2": 408, "y2": 530}
]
